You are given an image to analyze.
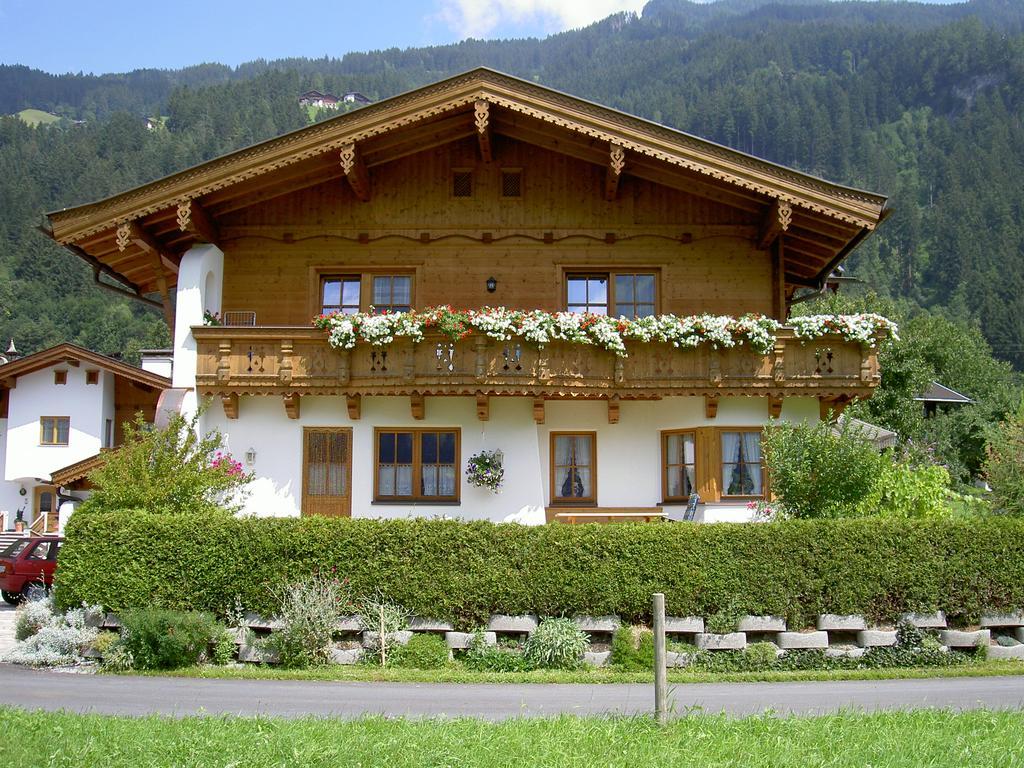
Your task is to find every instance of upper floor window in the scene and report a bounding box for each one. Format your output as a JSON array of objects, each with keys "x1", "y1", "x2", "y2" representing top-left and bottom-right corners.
[
  {"x1": 40, "y1": 417, "x2": 70, "y2": 446},
  {"x1": 721, "y1": 430, "x2": 764, "y2": 497},
  {"x1": 566, "y1": 272, "x2": 657, "y2": 318},
  {"x1": 321, "y1": 276, "x2": 361, "y2": 315},
  {"x1": 318, "y1": 273, "x2": 414, "y2": 315},
  {"x1": 372, "y1": 275, "x2": 412, "y2": 314},
  {"x1": 53, "y1": 370, "x2": 67, "y2": 386}
]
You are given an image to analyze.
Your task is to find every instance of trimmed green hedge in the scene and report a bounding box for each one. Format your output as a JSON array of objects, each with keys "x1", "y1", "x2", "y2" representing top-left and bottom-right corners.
[{"x1": 55, "y1": 512, "x2": 1024, "y2": 628}]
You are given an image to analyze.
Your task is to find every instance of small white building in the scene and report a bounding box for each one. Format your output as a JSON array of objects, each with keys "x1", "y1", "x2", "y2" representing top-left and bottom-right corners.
[{"x1": 0, "y1": 344, "x2": 170, "y2": 533}]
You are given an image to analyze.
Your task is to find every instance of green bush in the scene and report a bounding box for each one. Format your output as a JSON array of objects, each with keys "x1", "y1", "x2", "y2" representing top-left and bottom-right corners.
[
  {"x1": 610, "y1": 626, "x2": 654, "y2": 671},
  {"x1": 81, "y1": 410, "x2": 251, "y2": 516},
  {"x1": 211, "y1": 629, "x2": 237, "y2": 666},
  {"x1": 120, "y1": 608, "x2": 219, "y2": 670},
  {"x1": 763, "y1": 418, "x2": 886, "y2": 518},
  {"x1": 267, "y1": 575, "x2": 351, "y2": 669},
  {"x1": 91, "y1": 630, "x2": 121, "y2": 657},
  {"x1": 986, "y1": 405, "x2": 1024, "y2": 516},
  {"x1": 55, "y1": 513, "x2": 1024, "y2": 628},
  {"x1": 463, "y1": 640, "x2": 529, "y2": 672},
  {"x1": 390, "y1": 633, "x2": 450, "y2": 669},
  {"x1": 764, "y1": 419, "x2": 953, "y2": 520},
  {"x1": 523, "y1": 618, "x2": 588, "y2": 670}
]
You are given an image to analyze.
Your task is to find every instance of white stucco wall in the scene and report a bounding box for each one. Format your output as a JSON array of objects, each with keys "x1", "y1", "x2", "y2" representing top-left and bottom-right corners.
[
  {"x1": 208, "y1": 393, "x2": 819, "y2": 523},
  {"x1": 3, "y1": 365, "x2": 106, "y2": 483},
  {"x1": 0, "y1": 419, "x2": 26, "y2": 529},
  {"x1": 100, "y1": 369, "x2": 116, "y2": 448},
  {"x1": 173, "y1": 244, "x2": 224, "y2": 421},
  {"x1": 140, "y1": 352, "x2": 173, "y2": 379},
  {"x1": 208, "y1": 394, "x2": 547, "y2": 521}
]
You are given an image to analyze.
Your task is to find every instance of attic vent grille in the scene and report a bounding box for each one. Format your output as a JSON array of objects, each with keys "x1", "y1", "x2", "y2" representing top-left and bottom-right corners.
[
  {"x1": 501, "y1": 170, "x2": 522, "y2": 198},
  {"x1": 452, "y1": 171, "x2": 473, "y2": 198}
]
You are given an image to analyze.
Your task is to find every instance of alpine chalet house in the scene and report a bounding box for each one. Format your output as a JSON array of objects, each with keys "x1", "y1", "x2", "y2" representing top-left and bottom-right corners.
[{"x1": 42, "y1": 69, "x2": 891, "y2": 524}]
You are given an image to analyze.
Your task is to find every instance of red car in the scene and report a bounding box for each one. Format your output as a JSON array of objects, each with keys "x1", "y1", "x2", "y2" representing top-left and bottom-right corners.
[{"x1": 0, "y1": 537, "x2": 62, "y2": 605}]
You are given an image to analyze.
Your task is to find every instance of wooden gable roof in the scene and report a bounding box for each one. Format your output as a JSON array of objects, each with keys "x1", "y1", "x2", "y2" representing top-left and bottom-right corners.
[
  {"x1": 42, "y1": 68, "x2": 888, "y2": 304},
  {"x1": 0, "y1": 343, "x2": 171, "y2": 392}
]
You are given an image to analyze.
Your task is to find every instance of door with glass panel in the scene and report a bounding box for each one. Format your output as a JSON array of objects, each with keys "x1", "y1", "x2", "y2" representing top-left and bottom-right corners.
[
  {"x1": 550, "y1": 432, "x2": 596, "y2": 505},
  {"x1": 302, "y1": 428, "x2": 353, "y2": 517},
  {"x1": 663, "y1": 431, "x2": 696, "y2": 502},
  {"x1": 32, "y1": 486, "x2": 59, "y2": 534}
]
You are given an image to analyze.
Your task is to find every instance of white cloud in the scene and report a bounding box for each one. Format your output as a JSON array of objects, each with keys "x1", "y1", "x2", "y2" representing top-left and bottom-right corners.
[{"x1": 437, "y1": 0, "x2": 646, "y2": 39}]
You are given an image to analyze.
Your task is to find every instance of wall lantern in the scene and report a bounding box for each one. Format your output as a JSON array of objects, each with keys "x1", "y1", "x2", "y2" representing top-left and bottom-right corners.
[
  {"x1": 486, "y1": 276, "x2": 498, "y2": 293},
  {"x1": 245, "y1": 448, "x2": 257, "y2": 467}
]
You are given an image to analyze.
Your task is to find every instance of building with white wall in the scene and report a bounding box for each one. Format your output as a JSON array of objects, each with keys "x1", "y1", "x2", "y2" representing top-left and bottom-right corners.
[
  {"x1": 0, "y1": 344, "x2": 169, "y2": 533},
  {"x1": 41, "y1": 70, "x2": 890, "y2": 526}
]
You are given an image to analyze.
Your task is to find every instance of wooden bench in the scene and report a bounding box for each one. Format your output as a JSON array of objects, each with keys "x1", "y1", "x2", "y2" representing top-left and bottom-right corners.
[{"x1": 548, "y1": 508, "x2": 666, "y2": 525}]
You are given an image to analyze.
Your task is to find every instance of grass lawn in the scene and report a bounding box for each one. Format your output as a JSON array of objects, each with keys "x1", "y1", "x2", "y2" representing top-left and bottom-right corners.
[
  {"x1": 137, "y1": 658, "x2": 1024, "y2": 685},
  {"x1": 14, "y1": 108, "x2": 61, "y2": 126},
  {"x1": 1, "y1": 707, "x2": 1022, "y2": 767}
]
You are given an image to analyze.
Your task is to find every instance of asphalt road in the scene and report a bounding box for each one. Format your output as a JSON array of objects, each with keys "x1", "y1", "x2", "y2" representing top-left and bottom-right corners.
[{"x1": 1, "y1": 665, "x2": 1023, "y2": 719}]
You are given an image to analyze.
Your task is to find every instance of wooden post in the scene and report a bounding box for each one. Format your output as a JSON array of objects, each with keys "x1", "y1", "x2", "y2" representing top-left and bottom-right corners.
[{"x1": 653, "y1": 592, "x2": 668, "y2": 725}]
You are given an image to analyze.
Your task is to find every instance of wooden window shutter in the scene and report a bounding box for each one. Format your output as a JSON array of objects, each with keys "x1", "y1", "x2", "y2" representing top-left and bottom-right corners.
[{"x1": 302, "y1": 428, "x2": 353, "y2": 517}]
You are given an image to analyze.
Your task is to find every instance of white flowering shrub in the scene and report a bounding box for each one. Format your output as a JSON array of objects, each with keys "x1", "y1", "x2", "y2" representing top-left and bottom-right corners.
[
  {"x1": 4, "y1": 601, "x2": 99, "y2": 666},
  {"x1": 14, "y1": 597, "x2": 55, "y2": 641},
  {"x1": 314, "y1": 306, "x2": 897, "y2": 358}
]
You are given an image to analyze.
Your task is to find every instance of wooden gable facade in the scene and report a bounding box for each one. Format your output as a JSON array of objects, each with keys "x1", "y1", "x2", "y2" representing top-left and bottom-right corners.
[{"x1": 41, "y1": 69, "x2": 889, "y2": 520}]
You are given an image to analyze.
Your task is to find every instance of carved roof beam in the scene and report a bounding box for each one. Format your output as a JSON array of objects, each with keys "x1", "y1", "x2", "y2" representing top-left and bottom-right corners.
[
  {"x1": 176, "y1": 198, "x2": 220, "y2": 246},
  {"x1": 117, "y1": 220, "x2": 175, "y2": 328},
  {"x1": 475, "y1": 100, "x2": 492, "y2": 163},
  {"x1": 340, "y1": 143, "x2": 371, "y2": 202},
  {"x1": 758, "y1": 198, "x2": 793, "y2": 250},
  {"x1": 605, "y1": 144, "x2": 625, "y2": 202}
]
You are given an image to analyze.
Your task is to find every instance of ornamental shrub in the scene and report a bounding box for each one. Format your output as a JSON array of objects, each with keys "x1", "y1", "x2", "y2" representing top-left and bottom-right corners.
[
  {"x1": 463, "y1": 634, "x2": 529, "y2": 672},
  {"x1": 523, "y1": 617, "x2": 588, "y2": 670},
  {"x1": 610, "y1": 626, "x2": 655, "y2": 671},
  {"x1": 5, "y1": 601, "x2": 98, "y2": 667},
  {"x1": 267, "y1": 575, "x2": 352, "y2": 669},
  {"x1": 81, "y1": 409, "x2": 251, "y2": 516},
  {"x1": 764, "y1": 418, "x2": 953, "y2": 519},
  {"x1": 56, "y1": 513, "x2": 1024, "y2": 628},
  {"x1": 390, "y1": 633, "x2": 450, "y2": 669},
  {"x1": 763, "y1": 418, "x2": 886, "y2": 518},
  {"x1": 986, "y1": 405, "x2": 1024, "y2": 516},
  {"x1": 120, "y1": 608, "x2": 219, "y2": 670}
]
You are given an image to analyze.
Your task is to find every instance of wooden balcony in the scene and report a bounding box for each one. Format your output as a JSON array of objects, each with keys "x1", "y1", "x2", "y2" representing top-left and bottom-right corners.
[{"x1": 193, "y1": 326, "x2": 881, "y2": 420}]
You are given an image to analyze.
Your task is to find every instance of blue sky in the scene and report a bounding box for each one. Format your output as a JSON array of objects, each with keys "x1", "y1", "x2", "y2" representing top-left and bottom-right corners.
[
  {"x1": 0, "y1": 0, "x2": 960, "y2": 75},
  {"x1": 0, "y1": 0, "x2": 646, "y2": 74}
]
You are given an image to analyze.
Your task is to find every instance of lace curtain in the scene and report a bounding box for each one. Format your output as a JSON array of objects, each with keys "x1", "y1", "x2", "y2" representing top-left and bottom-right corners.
[
  {"x1": 554, "y1": 434, "x2": 593, "y2": 499},
  {"x1": 722, "y1": 431, "x2": 762, "y2": 496},
  {"x1": 666, "y1": 433, "x2": 696, "y2": 497}
]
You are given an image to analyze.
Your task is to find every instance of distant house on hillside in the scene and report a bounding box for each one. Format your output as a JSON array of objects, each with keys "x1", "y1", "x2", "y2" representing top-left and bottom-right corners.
[
  {"x1": 299, "y1": 90, "x2": 340, "y2": 109},
  {"x1": 342, "y1": 91, "x2": 372, "y2": 105}
]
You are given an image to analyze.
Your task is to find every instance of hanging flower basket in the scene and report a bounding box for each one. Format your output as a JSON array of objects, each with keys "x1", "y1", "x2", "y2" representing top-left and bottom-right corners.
[{"x1": 467, "y1": 449, "x2": 504, "y2": 494}]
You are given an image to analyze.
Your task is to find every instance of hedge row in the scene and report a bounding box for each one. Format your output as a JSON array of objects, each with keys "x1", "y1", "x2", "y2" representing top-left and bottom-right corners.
[{"x1": 56, "y1": 512, "x2": 1024, "y2": 629}]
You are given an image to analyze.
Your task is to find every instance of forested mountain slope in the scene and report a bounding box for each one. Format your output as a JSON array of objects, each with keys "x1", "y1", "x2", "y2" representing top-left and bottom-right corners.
[{"x1": 1, "y1": 0, "x2": 1023, "y2": 368}]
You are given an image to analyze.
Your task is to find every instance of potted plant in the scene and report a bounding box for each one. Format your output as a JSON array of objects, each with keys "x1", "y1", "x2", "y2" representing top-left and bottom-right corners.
[{"x1": 466, "y1": 449, "x2": 504, "y2": 494}]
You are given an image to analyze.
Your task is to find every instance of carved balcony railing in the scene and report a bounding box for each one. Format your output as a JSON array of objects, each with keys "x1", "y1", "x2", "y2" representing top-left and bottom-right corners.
[{"x1": 193, "y1": 326, "x2": 880, "y2": 415}]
